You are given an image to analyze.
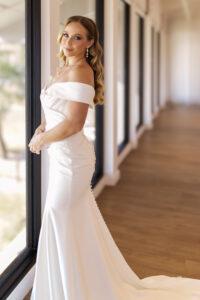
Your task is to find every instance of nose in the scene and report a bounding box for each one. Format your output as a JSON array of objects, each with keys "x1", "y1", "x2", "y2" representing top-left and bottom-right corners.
[{"x1": 64, "y1": 36, "x2": 72, "y2": 47}]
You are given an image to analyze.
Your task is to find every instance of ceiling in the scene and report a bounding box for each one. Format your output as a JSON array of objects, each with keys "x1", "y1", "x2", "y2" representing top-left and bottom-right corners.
[
  {"x1": 1, "y1": 0, "x2": 200, "y2": 40},
  {"x1": 160, "y1": 0, "x2": 200, "y2": 21}
]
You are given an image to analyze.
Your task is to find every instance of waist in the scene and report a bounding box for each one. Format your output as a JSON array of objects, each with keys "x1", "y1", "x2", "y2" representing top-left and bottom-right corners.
[{"x1": 45, "y1": 129, "x2": 94, "y2": 152}]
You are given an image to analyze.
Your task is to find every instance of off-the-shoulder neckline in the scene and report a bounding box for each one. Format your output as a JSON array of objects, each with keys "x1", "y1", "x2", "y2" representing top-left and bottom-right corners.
[{"x1": 43, "y1": 81, "x2": 95, "y2": 93}]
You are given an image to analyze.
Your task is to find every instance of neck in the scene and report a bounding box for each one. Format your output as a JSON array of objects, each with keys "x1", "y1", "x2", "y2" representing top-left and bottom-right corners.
[{"x1": 65, "y1": 55, "x2": 86, "y2": 67}]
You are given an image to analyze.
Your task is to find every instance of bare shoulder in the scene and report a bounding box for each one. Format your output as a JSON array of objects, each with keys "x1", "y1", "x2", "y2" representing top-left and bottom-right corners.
[{"x1": 66, "y1": 64, "x2": 94, "y2": 88}]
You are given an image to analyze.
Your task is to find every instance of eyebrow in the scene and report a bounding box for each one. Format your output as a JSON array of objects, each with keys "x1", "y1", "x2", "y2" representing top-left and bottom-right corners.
[{"x1": 63, "y1": 31, "x2": 82, "y2": 36}]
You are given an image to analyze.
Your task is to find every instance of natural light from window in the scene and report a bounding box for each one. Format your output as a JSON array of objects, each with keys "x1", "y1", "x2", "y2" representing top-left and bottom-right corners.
[{"x1": 0, "y1": 1, "x2": 26, "y2": 275}]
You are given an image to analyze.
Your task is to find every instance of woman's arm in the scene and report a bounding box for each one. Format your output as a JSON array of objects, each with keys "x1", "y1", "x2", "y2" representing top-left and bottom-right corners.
[
  {"x1": 35, "y1": 120, "x2": 46, "y2": 135},
  {"x1": 40, "y1": 101, "x2": 89, "y2": 145},
  {"x1": 29, "y1": 67, "x2": 93, "y2": 154}
]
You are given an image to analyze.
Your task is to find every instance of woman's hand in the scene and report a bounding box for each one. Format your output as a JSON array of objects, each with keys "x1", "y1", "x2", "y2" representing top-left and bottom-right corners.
[
  {"x1": 34, "y1": 121, "x2": 46, "y2": 135},
  {"x1": 35, "y1": 127, "x2": 44, "y2": 135},
  {"x1": 28, "y1": 132, "x2": 45, "y2": 154}
]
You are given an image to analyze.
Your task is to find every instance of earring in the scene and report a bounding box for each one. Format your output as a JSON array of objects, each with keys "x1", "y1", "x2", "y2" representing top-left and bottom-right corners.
[{"x1": 86, "y1": 48, "x2": 89, "y2": 58}]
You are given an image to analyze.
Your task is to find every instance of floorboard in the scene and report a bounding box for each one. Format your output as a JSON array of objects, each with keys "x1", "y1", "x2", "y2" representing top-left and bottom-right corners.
[
  {"x1": 24, "y1": 103, "x2": 200, "y2": 299},
  {"x1": 96, "y1": 103, "x2": 200, "y2": 280}
]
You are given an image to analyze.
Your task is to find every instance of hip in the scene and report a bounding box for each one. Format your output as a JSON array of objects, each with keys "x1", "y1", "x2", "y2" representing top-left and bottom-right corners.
[{"x1": 46, "y1": 130, "x2": 96, "y2": 168}]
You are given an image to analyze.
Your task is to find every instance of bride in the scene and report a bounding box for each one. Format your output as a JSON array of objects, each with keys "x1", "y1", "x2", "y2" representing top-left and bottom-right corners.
[{"x1": 28, "y1": 15, "x2": 200, "y2": 300}]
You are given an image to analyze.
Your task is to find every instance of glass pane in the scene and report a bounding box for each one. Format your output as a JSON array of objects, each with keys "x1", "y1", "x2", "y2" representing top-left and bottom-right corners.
[
  {"x1": 0, "y1": 1, "x2": 26, "y2": 274},
  {"x1": 117, "y1": 0, "x2": 125, "y2": 146},
  {"x1": 59, "y1": 0, "x2": 96, "y2": 145}
]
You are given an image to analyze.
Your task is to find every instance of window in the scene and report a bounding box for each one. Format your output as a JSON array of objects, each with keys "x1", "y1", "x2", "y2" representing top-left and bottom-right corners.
[
  {"x1": 157, "y1": 31, "x2": 160, "y2": 107},
  {"x1": 117, "y1": 0, "x2": 130, "y2": 153},
  {"x1": 151, "y1": 27, "x2": 159, "y2": 114},
  {"x1": 0, "y1": 1, "x2": 41, "y2": 298},
  {"x1": 151, "y1": 26, "x2": 155, "y2": 114},
  {"x1": 136, "y1": 14, "x2": 144, "y2": 131}
]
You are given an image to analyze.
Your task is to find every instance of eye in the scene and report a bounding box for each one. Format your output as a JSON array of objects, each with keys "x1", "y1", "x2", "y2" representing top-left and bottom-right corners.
[
  {"x1": 74, "y1": 36, "x2": 81, "y2": 40},
  {"x1": 63, "y1": 33, "x2": 68, "y2": 38}
]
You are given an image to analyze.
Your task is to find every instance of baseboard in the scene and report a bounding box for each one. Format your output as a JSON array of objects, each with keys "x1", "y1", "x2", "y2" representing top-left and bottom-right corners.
[{"x1": 104, "y1": 169, "x2": 121, "y2": 186}]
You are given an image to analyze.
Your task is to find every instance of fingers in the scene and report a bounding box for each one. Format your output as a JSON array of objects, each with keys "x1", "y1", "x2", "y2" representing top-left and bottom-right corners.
[
  {"x1": 28, "y1": 132, "x2": 43, "y2": 154},
  {"x1": 35, "y1": 128, "x2": 43, "y2": 135},
  {"x1": 29, "y1": 147, "x2": 40, "y2": 155},
  {"x1": 28, "y1": 142, "x2": 41, "y2": 154}
]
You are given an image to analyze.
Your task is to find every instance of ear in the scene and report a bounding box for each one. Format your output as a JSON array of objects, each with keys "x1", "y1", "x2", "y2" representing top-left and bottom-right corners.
[{"x1": 88, "y1": 39, "x2": 94, "y2": 49}]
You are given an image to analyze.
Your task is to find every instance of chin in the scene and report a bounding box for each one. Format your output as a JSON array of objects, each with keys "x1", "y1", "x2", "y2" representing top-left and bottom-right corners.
[{"x1": 65, "y1": 52, "x2": 75, "y2": 57}]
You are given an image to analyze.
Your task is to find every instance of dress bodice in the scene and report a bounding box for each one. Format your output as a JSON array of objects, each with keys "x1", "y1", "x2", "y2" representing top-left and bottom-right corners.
[
  {"x1": 40, "y1": 81, "x2": 95, "y2": 109},
  {"x1": 40, "y1": 81, "x2": 95, "y2": 132}
]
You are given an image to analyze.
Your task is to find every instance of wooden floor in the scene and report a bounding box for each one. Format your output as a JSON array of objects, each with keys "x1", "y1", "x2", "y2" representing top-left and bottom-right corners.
[
  {"x1": 24, "y1": 103, "x2": 200, "y2": 299},
  {"x1": 96, "y1": 102, "x2": 200, "y2": 280}
]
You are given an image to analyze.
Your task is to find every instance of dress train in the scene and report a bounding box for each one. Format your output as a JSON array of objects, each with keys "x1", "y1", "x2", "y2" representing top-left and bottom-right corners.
[{"x1": 30, "y1": 82, "x2": 200, "y2": 300}]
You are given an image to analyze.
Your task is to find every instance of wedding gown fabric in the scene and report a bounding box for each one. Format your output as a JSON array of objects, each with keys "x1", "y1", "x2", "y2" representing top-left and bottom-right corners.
[{"x1": 30, "y1": 81, "x2": 200, "y2": 300}]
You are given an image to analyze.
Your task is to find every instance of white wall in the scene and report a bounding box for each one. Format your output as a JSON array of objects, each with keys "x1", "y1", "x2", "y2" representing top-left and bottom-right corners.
[{"x1": 167, "y1": 17, "x2": 200, "y2": 104}]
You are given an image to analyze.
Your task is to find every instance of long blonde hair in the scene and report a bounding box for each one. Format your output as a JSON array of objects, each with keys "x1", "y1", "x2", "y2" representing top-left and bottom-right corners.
[{"x1": 57, "y1": 15, "x2": 104, "y2": 106}]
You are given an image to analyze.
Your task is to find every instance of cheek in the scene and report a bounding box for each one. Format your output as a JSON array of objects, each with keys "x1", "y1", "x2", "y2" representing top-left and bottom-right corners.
[
  {"x1": 61, "y1": 38, "x2": 65, "y2": 47},
  {"x1": 74, "y1": 40, "x2": 87, "y2": 51}
]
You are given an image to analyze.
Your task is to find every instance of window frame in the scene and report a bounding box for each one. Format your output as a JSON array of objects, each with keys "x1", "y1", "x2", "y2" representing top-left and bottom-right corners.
[
  {"x1": 136, "y1": 14, "x2": 144, "y2": 131},
  {"x1": 0, "y1": 0, "x2": 41, "y2": 298},
  {"x1": 91, "y1": 0, "x2": 104, "y2": 187},
  {"x1": 157, "y1": 31, "x2": 160, "y2": 107},
  {"x1": 151, "y1": 26, "x2": 154, "y2": 114},
  {"x1": 118, "y1": 0, "x2": 130, "y2": 154}
]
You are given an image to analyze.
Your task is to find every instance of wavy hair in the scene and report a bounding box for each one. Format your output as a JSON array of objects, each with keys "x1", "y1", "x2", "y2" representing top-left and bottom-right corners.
[{"x1": 57, "y1": 15, "x2": 104, "y2": 106}]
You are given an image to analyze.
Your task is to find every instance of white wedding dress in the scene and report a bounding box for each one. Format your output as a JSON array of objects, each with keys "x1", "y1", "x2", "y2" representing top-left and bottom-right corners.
[{"x1": 30, "y1": 81, "x2": 200, "y2": 300}]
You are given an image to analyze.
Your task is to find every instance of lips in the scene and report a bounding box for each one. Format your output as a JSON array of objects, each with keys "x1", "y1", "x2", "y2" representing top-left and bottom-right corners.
[{"x1": 66, "y1": 48, "x2": 73, "y2": 51}]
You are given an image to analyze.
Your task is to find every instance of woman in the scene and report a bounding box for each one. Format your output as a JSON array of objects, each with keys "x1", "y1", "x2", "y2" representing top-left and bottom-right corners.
[{"x1": 28, "y1": 15, "x2": 200, "y2": 300}]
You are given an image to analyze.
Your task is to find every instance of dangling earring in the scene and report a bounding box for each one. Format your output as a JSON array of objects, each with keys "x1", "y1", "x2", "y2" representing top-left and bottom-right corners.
[{"x1": 86, "y1": 48, "x2": 89, "y2": 58}]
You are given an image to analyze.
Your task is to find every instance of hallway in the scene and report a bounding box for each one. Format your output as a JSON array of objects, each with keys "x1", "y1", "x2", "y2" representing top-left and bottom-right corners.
[
  {"x1": 3, "y1": 0, "x2": 200, "y2": 298},
  {"x1": 96, "y1": 103, "x2": 200, "y2": 280}
]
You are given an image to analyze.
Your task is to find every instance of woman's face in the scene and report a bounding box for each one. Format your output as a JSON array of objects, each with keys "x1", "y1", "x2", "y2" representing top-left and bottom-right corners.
[{"x1": 61, "y1": 21, "x2": 94, "y2": 58}]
